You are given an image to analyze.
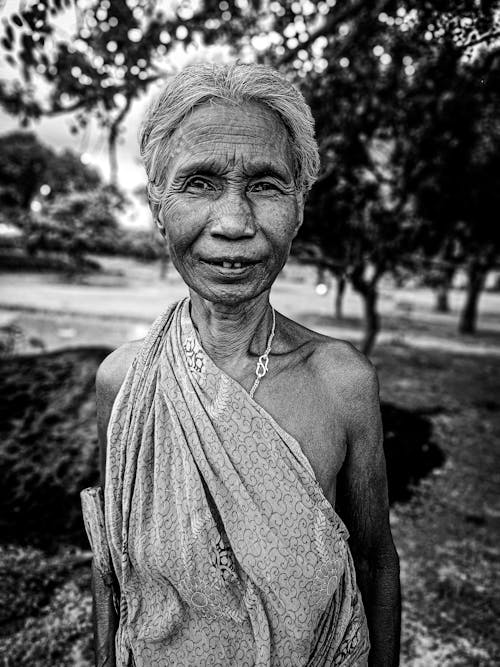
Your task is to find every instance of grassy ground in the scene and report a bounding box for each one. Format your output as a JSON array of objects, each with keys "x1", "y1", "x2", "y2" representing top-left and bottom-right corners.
[
  {"x1": 374, "y1": 346, "x2": 500, "y2": 665},
  {"x1": 0, "y1": 344, "x2": 498, "y2": 666},
  {"x1": 0, "y1": 260, "x2": 499, "y2": 665}
]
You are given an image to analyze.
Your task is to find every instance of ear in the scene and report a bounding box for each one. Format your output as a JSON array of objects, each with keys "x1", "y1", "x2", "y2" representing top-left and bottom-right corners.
[
  {"x1": 156, "y1": 217, "x2": 166, "y2": 237},
  {"x1": 151, "y1": 201, "x2": 166, "y2": 237},
  {"x1": 292, "y1": 197, "x2": 304, "y2": 239}
]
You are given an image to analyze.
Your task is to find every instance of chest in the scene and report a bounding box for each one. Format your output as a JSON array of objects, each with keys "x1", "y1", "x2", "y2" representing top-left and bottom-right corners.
[{"x1": 254, "y1": 363, "x2": 347, "y2": 506}]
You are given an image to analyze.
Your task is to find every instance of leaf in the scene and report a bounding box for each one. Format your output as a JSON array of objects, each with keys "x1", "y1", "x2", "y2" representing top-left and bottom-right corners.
[
  {"x1": 21, "y1": 33, "x2": 33, "y2": 54},
  {"x1": 21, "y1": 11, "x2": 35, "y2": 30}
]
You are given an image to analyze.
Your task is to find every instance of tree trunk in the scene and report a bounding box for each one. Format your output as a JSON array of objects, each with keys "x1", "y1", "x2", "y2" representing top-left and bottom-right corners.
[
  {"x1": 108, "y1": 129, "x2": 118, "y2": 187},
  {"x1": 107, "y1": 96, "x2": 132, "y2": 187},
  {"x1": 334, "y1": 274, "x2": 346, "y2": 319},
  {"x1": 360, "y1": 287, "x2": 380, "y2": 355},
  {"x1": 435, "y1": 284, "x2": 450, "y2": 313},
  {"x1": 458, "y1": 262, "x2": 487, "y2": 334},
  {"x1": 434, "y1": 267, "x2": 454, "y2": 313},
  {"x1": 351, "y1": 268, "x2": 381, "y2": 355}
]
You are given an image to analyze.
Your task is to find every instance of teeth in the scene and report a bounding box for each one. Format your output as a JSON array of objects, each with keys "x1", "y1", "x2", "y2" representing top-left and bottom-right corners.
[{"x1": 220, "y1": 261, "x2": 243, "y2": 268}]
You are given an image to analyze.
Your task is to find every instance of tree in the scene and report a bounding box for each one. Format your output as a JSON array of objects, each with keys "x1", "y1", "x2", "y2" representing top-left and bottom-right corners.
[
  {"x1": 44, "y1": 148, "x2": 102, "y2": 197},
  {"x1": 0, "y1": 130, "x2": 50, "y2": 215},
  {"x1": 26, "y1": 185, "x2": 123, "y2": 271},
  {"x1": 401, "y1": 40, "x2": 500, "y2": 334},
  {"x1": 4, "y1": 1, "x2": 499, "y2": 342},
  {"x1": 282, "y1": 1, "x2": 500, "y2": 352},
  {"x1": 0, "y1": 0, "x2": 261, "y2": 184},
  {"x1": 0, "y1": 130, "x2": 101, "y2": 222}
]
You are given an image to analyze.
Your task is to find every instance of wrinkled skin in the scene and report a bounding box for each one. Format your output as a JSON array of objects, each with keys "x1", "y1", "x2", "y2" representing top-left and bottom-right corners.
[{"x1": 157, "y1": 100, "x2": 303, "y2": 310}]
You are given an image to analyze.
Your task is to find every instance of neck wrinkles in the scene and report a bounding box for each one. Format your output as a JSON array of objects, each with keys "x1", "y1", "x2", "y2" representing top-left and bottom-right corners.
[{"x1": 188, "y1": 290, "x2": 273, "y2": 365}]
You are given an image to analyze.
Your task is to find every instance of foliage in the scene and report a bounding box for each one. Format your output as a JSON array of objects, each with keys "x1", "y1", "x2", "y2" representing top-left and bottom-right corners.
[
  {"x1": 0, "y1": 0, "x2": 260, "y2": 182},
  {"x1": 25, "y1": 186, "x2": 124, "y2": 268},
  {"x1": 0, "y1": 543, "x2": 94, "y2": 667},
  {"x1": 284, "y1": 2, "x2": 500, "y2": 350},
  {"x1": 0, "y1": 131, "x2": 49, "y2": 212},
  {"x1": 400, "y1": 43, "x2": 500, "y2": 331},
  {"x1": 0, "y1": 130, "x2": 101, "y2": 218},
  {"x1": 116, "y1": 227, "x2": 165, "y2": 261},
  {"x1": 0, "y1": 347, "x2": 109, "y2": 548},
  {"x1": 44, "y1": 148, "x2": 102, "y2": 199},
  {"x1": 2, "y1": 1, "x2": 500, "y2": 341},
  {"x1": 0, "y1": 545, "x2": 88, "y2": 626}
]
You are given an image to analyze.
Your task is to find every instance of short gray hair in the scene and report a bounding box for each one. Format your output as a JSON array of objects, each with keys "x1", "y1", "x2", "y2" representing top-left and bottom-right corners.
[{"x1": 139, "y1": 62, "x2": 320, "y2": 216}]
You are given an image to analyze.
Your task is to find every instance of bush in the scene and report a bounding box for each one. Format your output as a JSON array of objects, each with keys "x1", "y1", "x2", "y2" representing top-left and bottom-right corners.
[
  {"x1": 0, "y1": 545, "x2": 93, "y2": 667},
  {"x1": 0, "y1": 347, "x2": 111, "y2": 548},
  {"x1": 25, "y1": 188, "x2": 123, "y2": 270}
]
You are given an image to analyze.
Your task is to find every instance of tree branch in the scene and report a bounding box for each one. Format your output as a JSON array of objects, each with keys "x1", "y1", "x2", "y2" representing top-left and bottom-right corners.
[
  {"x1": 461, "y1": 28, "x2": 500, "y2": 51},
  {"x1": 277, "y1": 0, "x2": 394, "y2": 65},
  {"x1": 45, "y1": 97, "x2": 100, "y2": 116}
]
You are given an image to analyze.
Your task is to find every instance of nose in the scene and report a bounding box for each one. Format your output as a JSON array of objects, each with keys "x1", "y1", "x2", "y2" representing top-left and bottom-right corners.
[{"x1": 208, "y1": 190, "x2": 256, "y2": 240}]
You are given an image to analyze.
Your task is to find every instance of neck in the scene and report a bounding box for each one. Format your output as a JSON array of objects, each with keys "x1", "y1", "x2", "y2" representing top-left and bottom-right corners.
[{"x1": 188, "y1": 290, "x2": 273, "y2": 365}]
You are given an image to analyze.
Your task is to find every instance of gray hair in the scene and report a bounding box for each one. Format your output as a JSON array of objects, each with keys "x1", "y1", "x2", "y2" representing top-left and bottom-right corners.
[{"x1": 139, "y1": 62, "x2": 320, "y2": 217}]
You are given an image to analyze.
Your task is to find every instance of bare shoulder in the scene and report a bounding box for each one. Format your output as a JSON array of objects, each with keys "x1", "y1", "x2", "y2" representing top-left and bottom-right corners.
[
  {"x1": 96, "y1": 339, "x2": 142, "y2": 410},
  {"x1": 280, "y1": 313, "x2": 377, "y2": 396},
  {"x1": 280, "y1": 313, "x2": 379, "y2": 429},
  {"x1": 96, "y1": 340, "x2": 142, "y2": 482},
  {"x1": 311, "y1": 336, "x2": 378, "y2": 400},
  {"x1": 309, "y1": 335, "x2": 381, "y2": 449}
]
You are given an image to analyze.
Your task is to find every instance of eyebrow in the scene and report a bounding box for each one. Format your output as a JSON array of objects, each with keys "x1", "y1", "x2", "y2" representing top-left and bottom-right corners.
[
  {"x1": 173, "y1": 157, "x2": 293, "y2": 183},
  {"x1": 173, "y1": 157, "x2": 230, "y2": 179},
  {"x1": 241, "y1": 160, "x2": 293, "y2": 183}
]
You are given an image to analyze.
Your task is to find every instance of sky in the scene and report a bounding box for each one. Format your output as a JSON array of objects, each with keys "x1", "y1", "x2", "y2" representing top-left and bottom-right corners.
[{"x1": 0, "y1": 0, "x2": 232, "y2": 227}]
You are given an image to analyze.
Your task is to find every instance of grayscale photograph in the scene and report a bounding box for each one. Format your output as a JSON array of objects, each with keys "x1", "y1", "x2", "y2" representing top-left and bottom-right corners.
[{"x1": 0, "y1": 1, "x2": 499, "y2": 665}]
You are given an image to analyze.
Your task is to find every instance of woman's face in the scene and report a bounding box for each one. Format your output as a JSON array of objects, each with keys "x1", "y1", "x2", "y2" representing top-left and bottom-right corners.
[{"x1": 157, "y1": 100, "x2": 303, "y2": 305}]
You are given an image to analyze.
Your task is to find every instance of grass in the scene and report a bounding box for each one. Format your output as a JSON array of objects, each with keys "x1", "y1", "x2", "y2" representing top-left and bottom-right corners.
[
  {"x1": 374, "y1": 345, "x2": 500, "y2": 665},
  {"x1": 0, "y1": 325, "x2": 499, "y2": 664}
]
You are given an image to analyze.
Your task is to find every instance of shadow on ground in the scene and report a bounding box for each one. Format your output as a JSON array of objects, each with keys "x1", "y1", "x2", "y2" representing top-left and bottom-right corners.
[
  {"x1": 298, "y1": 310, "x2": 500, "y2": 344},
  {"x1": 381, "y1": 403, "x2": 445, "y2": 503},
  {"x1": 0, "y1": 347, "x2": 444, "y2": 550}
]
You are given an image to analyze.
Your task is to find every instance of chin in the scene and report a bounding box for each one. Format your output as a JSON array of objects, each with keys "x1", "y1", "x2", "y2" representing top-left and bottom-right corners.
[{"x1": 189, "y1": 282, "x2": 271, "y2": 306}]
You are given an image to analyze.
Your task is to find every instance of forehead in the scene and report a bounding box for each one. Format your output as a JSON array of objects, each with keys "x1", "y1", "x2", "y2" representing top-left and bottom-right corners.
[{"x1": 166, "y1": 100, "x2": 294, "y2": 175}]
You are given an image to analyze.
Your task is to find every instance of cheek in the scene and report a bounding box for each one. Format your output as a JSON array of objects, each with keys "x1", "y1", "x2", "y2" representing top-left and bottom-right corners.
[
  {"x1": 159, "y1": 194, "x2": 208, "y2": 250},
  {"x1": 253, "y1": 198, "x2": 301, "y2": 247}
]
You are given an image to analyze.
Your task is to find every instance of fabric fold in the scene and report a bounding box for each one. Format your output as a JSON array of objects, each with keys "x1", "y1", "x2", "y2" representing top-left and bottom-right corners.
[{"x1": 105, "y1": 298, "x2": 369, "y2": 666}]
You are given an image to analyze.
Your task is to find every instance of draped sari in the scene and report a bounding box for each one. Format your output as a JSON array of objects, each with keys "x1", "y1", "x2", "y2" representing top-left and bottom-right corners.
[{"x1": 105, "y1": 298, "x2": 370, "y2": 666}]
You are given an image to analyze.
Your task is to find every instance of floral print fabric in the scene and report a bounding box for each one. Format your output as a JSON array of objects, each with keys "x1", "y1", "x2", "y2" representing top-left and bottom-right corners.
[{"x1": 105, "y1": 298, "x2": 370, "y2": 666}]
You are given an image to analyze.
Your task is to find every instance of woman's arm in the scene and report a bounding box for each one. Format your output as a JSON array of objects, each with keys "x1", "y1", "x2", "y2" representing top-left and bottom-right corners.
[
  {"x1": 91, "y1": 559, "x2": 118, "y2": 667},
  {"x1": 91, "y1": 343, "x2": 140, "y2": 667},
  {"x1": 336, "y1": 361, "x2": 401, "y2": 666}
]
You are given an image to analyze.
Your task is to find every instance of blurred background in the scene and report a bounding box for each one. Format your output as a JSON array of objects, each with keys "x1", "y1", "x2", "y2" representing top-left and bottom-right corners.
[{"x1": 0, "y1": 1, "x2": 499, "y2": 665}]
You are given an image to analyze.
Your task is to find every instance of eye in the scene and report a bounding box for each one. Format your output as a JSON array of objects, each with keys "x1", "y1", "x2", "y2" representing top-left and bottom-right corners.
[
  {"x1": 185, "y1": 176, "x2": 217, "y2": 192},
  {"x1": 248, "y1": 181, "x2": 281, "y2": 194}
]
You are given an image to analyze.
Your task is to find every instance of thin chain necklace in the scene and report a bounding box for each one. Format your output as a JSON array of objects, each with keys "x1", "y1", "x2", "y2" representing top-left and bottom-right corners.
[{"x1": 249, "y1": 307, "x2": 276, "y2": 399}]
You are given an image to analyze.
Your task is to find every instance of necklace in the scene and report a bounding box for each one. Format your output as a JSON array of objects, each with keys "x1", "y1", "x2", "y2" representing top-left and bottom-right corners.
[{"x1": 249, "y1": 306, "x2": 276, "y2": 399}]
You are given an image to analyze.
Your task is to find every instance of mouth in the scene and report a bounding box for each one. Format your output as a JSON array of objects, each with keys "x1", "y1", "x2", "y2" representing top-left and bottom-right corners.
[{"x1": 200, "y1": 257, "x2": 258, "y2": 271}]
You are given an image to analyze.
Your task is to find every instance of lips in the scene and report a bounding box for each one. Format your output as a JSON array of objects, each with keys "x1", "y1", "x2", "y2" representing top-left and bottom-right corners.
[{"x1": 200, "y1": 257, "x2": 258, "y2": 269}]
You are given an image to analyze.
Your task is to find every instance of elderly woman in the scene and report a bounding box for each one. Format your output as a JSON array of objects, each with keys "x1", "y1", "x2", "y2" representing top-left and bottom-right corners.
[{"x1": 87, "y1": 63, "x2": 400, "y2": 666}]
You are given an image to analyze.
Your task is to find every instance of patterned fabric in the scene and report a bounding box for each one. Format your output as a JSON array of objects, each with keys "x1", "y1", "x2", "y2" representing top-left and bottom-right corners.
[{"x1": 105, "y1": 298, "x2": 370, "y2": 666}]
